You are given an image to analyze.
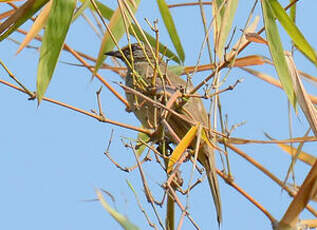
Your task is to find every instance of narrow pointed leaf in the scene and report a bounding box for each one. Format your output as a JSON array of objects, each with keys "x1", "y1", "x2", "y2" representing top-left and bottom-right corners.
[
  {"x1": 216, "y1": 0, "x2": 239, "y2": 59},
  {"x1": 212, "y1": 0, "x2": 224, "y2": 58},
  {"x1": 72, "y1": 0, "x2": 90, "y2": 22},
  {"x1": 261, "y1": 0, "x2": 296, "y2": 108},
  {"x1": 289, "y1": 0, "x2": 296, "y2": 22},
  {"x1": 279, "y1": 161, "x2": 317, "y2": 227},
  {"x1": 16, "y1": 0, "x2": 52, "y2": 54},
  {"x1": 156, "y1": 0, "x2": 184, "y2": 62},
  {"x1": 0, "y1": 0, "x2": 49, "y2": 41},
  {"x1": 96, "y1": 189, "x2": 140, "y2": 230},
  {"x1": 79, "y1": 0, "x2": 180, "y2": 63},
  {"x1": 278, "y1": 143, "x2": 316, "y2": 166},
  {"x1": 93, "y1": 0, "x2": 140, "y2": 75},
  {"x1": 37, "y1": 0, "x2": 76, "y2": 103},
  {"x1": 167, "y1": 125, "x2": 198, "y2": 173},
  {"x1": 129, "y1": 23, "x2": 180, "y2": 63},
  {"x1": 269, "y1": 0, "x2": 317, "y2": 67},
  {"x1": 286, "y1": 52, "x2": 317, "y2": 136},
  {"x1": 136, "y1": 131, "x2": 150, "y2": 157},
  {"x1": 90, "y1": 0, "x2": 113, "y2": 18}
]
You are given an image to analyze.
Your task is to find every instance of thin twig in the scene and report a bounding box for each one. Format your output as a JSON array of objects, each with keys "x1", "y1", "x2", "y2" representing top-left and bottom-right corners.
[
  {"x1": 0, "y1": 59, "x2": 35, "y2": 98},
  {"x1": 126, "y1": 179, "x2": 158, "y2": 229},
  {"x1": 119, "y1": 82, "x2": 225, "y2": 138},
  {"x1": 0, "y1": 78, "x2": 151, "y2": 135},
  {"x1": 189, "y1": 0, "x2": 300, "y2": 95},
  {"x1": 179, "y1": 178, "x2": 203, "y2": 195},
  {"x1": 183, "y1": 79, "x2": 243, "y2": 99},
  {"x1": 168, "y1": 2, "x2": 212, "y2": 8},
  {"x1": 13, "y1": 27, "x2": 130, "y2": 107},
  {"x1": 217, "y1": 169, "x2": 277, "y2": 223},
  {"x1": 105, "y1": 142, "x2": 151, "y2": 172},
  {"x1": 220, "y1": 136, "x2": 317, "y2": 145},
  {"x1": 96, "y1": 86, "x2": 104, "y2": 117},
  {"x1": 129, "y1": 143, "x2": 166, "y2": 230},
  {"x1": 176, "y1": 210, "x2": 186, "y2": 230},
  {"x1": 105, "y1": 129, "x2": 114, "y2": 154},
  {"x1": 227, "y1": 143, "x2": 317, "y2": 217},
  {"x1": 89, "y1": 0, "x2": 108, "y2": 29}
]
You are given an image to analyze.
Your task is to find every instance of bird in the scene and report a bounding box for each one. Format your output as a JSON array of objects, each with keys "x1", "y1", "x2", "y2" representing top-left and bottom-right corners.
[{"x1": 105, "y1": 43, "x2": 222, "y2": 224}]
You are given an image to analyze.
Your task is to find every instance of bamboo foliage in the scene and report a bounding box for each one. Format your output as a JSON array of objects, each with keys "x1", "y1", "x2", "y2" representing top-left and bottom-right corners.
[{"x1": 1, "y1": 0, "x2": 317, "y2": 229}]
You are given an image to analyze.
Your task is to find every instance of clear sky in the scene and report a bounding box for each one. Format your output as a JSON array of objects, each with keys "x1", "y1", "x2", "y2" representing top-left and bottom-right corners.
[{"x1": 1, "y1": 1, "x2": 317, "y2": 230}]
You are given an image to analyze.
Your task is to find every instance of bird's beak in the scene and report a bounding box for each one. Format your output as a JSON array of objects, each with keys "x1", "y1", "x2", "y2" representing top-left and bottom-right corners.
[{"x1": 105, "y1": 50, "x2": 122, "y2": 59}]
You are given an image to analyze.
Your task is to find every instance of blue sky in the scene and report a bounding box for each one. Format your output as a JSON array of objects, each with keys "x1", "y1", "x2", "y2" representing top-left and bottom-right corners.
[{"x1": 1, "y1": 1, "x2": 317, "y2": 229}]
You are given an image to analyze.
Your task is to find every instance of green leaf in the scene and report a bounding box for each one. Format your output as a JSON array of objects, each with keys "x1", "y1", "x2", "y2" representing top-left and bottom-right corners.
[
  {"x1": 130, "y1": 24, "x2": 181, "y2": 63},
  {"x1": 72, "y1": 0, "x2": 90, "y2": 22},
  {"x1": 93, "y1": 0, "x2": 141, "y2": 76},
  {"x1": 268, "y1": 0, "x2": 317, "y2": 67},
  {"x1": 96, "y1": 189, "x2": 140, "y2": 230},
  {"x1": 0, "y1": 0, "x2": 49, "y2": 41},
  {"x1": 126, "y1": 180, "x2": 136, "y2": 193},
  {"x1": 261, "y1": 0, "x2": 296, "y2": 108},
  {"x1": 36, "y1": 0, "x2": 76, "y2": 103},
  {"x1": 288, "y1": 0, "x2": 296, "y2": 22},
  {"x1": 136, "y1": 131, "x2": 150, "y2": 157},
  {"x1": 215, "y1": 0, "x2": 239, "y2": 59},
  {"x1": 93, "y1": 0, "x2": 113, "y2": 17},
  {"x1": 79, "y1": 0, "x2": 180, "y2": 63},
  {"x1": 215, "y1": 0, "x2": 225, "y2": 16},
  {"x1": 156, "y1": 0, "x2": 185, "y2": 63}
]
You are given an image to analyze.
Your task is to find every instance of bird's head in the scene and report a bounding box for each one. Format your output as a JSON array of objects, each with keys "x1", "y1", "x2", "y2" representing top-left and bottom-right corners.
[{"x1": 105, "y1": 43, "x2": 155, "y2": 65}]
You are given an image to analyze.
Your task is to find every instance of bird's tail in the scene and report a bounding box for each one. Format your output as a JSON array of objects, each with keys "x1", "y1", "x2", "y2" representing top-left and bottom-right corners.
[{"x1": 200, "y1": 143, "x2": 222, "y2": 225}]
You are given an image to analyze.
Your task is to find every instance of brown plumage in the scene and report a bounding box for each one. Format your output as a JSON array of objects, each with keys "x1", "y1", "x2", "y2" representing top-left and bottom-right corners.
[{"x1": 106, "y1": 43, "x2": 222, "y2": 224}]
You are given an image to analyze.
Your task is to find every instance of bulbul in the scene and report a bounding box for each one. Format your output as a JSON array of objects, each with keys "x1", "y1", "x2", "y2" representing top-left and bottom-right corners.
[{"x1": 106, "y1": 43, "x2": 222, "y2": 224}]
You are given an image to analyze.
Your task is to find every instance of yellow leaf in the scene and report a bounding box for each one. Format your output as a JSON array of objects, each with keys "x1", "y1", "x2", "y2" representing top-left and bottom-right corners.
[
  {"x1": 167, "y1": 124, "x2": 198, "y2": 173},
  {"x1": 278, "y1": 143, "x2": 316, "y2": 166},
  {"x1": 16, "y1": 0, "x2": 52, "y2": 54}
]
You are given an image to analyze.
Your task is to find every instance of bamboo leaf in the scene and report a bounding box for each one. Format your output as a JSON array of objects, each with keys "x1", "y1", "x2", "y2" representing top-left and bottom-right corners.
[
  {"x1": 16, "y1": 0, "x2": 53, "y2": 54},
  {"x1": 215, "y1": 0, "x2": 239, "y2": 59},
  {"x1": 0, "y1": 0, "x2": 49, "y2": 41},
  {"x1": 261, "y1": 0, "x2": 296, "y2": 108},
  {"x1": 289, "y1": 0, "x2": 296, "y2": 22},
  {"x1": 156, "y1": 0, "x2": 184, "y2": 62},
  {"x1": 285, "y1": 52, "x2": 317, "y2": 136},
  {"x1": 279, "y1": 162, "x2": 317, "y2": 227},
  {"x1": 278, "y1": 143, "x2": 315, "y2": 166},
  {"x1": 96, "y1": 189, "x2": 140, "y2": 230},
  {"x1": 79, "y1": 0, "x2": 180, "y2": 63},
  {"x1": 36, "y1": 0, "x2": 76, "y2": 103},
  {"x1": 167, "y1": 125, "x2": 198, "y2": 173},
  {"x1": 136, "y1": 131, "x2": 150, "y2": 157},
  {"x1": 93, "y1": 0, "x2": 140, "y2": 75},
  {"x1": 269, "y1": 0, "x2": 317, "y2": 67},
  {"x1": 72, "y1": 0, "x2": 90, "y2": 22}
]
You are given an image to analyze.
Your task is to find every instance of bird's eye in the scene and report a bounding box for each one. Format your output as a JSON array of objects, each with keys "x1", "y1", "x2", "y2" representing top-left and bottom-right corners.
[{"x1": 131, "y1": 44, "x2": 137, "y2": 51}]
